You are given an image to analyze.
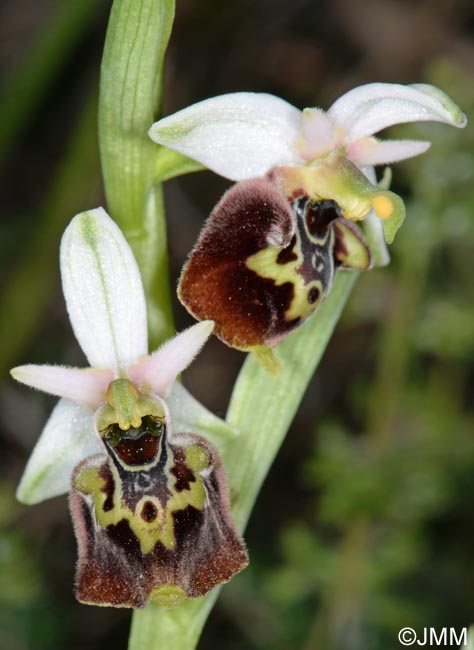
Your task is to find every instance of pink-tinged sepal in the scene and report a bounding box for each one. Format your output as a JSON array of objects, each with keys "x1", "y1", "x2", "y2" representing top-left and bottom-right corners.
[{"x1": 70, "y1": 418, "x2": 247, "y2": 608}]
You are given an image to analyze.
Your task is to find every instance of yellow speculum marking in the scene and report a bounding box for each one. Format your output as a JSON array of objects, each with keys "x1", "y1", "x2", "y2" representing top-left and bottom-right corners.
[
  {"x1": 75, "y1": 443, "x2": 209, "y2": 555},
  {"x1": 246, "y1": 229, "x2": 325, "y2": 322}
]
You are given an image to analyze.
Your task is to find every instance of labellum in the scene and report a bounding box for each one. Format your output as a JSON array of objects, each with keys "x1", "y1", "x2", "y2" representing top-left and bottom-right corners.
[
  {"x1": 70, "y1": 380, "x2": 248, "y2": 608},
  {"x1": 178, "y1": 173, "x2": 371, "y2": 354}
]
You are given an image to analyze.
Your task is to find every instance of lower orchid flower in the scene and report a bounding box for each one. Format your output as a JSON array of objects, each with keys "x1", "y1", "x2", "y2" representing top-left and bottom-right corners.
[
  {"x1": 149, "y1": 83, "x2": 466, "y2": 358},
  {"x1": 11, "y1": 208, "x2": 247, "y2": 608}
]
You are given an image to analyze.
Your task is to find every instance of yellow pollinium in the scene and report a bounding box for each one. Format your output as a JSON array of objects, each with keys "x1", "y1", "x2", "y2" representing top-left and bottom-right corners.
[{"x1": 371, "y1": 194, "x2": 394, "y2": 220}]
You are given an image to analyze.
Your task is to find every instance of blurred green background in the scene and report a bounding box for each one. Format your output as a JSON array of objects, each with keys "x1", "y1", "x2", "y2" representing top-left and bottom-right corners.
[{"x1": 0, "y1": 1, "x2": 473, "y2": 648}]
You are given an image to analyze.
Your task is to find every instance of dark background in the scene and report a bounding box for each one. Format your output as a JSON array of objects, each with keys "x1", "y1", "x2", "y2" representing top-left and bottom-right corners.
[{"x1": 1, "y1": 1, "x2": 473, "y2": 648}]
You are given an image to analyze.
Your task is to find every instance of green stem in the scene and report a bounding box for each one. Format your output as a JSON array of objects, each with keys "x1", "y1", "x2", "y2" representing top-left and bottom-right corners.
[
  {"x1": 99, "y1": 0, "x2": 176, "y2": 347},
  {"x1": 129, "y1": 271, "x2": 358, "y2": 649}
]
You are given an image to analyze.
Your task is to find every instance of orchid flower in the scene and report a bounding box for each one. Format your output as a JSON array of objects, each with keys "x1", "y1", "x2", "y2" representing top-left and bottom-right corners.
[
  {"x1": 147, "y1": 84, "x2": 466, "y2": 357},
  {"x1": 11, "y1": 207, "x2": 222, "y2": 505},
  {"x1": 11, "y1": 208, "x2": 247, "y2": 607},
  {"x1": 149, "y1": 83, "x2": 466, "y2": 243}
]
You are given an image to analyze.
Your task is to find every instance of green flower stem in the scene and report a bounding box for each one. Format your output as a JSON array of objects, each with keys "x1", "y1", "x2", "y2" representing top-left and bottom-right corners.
[
  {"x1": 99, "y1": 0, "x2": 176, "y2": 348},
  {"x1": 129, "y1": 271, "x2": 358, "y2": 650}
]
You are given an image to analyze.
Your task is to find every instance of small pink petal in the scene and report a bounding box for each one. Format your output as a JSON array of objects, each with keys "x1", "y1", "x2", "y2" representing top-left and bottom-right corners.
[
  {"x1": 10, "y1": 364, "x2": 115, "y2": 410},
  {"x1": 128, "y1": 321, "x2": 214, "y2": 397},
  {"x1": 348, "y1": 137, "x2": 431, "y2": 166},
  {"x1": 295, "y1": 108, "x2": 342, "y2": 160}
]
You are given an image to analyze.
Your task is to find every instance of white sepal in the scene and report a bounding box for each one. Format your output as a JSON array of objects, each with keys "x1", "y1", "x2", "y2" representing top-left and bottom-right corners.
[
  {"x1": 16, "y1": 399, "x2": 103, "y2": 505},
  {"x1": 149, "y1": 92, "x2": 302, "y2": 181},
  {"x1": 60, "y1": 208, "x2": 148, "y2": 372},
  {"x1": 328, "y1": 83, "x2": 467, "y2": 141}
]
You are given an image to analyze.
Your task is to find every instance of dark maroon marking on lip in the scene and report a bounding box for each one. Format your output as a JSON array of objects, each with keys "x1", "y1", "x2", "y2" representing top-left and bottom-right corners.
[
  {"x1": 308, "y1": 286, "x2": 320, "y2": 304},
  {"x1": 114, "y1": 433, "x2": 159, "y2": 466},
  {"x1": 276, "y1": 234, "x2": 298, "y2": 264},
  {"x1": 141, "y1": 501, "x2": 158, "y2": 522},
  {"x1": 305, "y1": 199, "x2": 342, "y2": 238},
  {"x1": 171, "y1": 447, "x2": 196, "y2": 493},
  {"x1": 106, "y1": 519, "x2": 142, "y2": 554},
  {"x1": 104, "y1": 416, "x2": 165, "y2": 466},
  {"x1": 172, "y1": 462, "x2": 196, "y2": 492},
  {"x1": 173, "y1": 505, "x2": 204, "y2": 548},
  {"x1": 99, "y1": 464, "x2": 115, "y2": 512}
]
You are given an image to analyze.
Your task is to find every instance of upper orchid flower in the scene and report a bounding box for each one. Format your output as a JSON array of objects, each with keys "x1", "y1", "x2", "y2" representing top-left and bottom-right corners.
[
  {"x1": 146, "y1": 84, "x2": 466, "y2": 358},
  {"x1": 149, "y1": 83, "x2": 466, "y2": 243},
  {"x1": 11, "y1": 208, "x2": 247, "y2": 608}
]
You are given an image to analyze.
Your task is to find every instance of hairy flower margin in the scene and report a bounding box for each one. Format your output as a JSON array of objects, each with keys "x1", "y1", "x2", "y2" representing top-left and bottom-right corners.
[
  {"x1": 149, "y1": 82, "x2": 466, "y2": 245},
  {"x1": 11, "y1": 208, "x2": 232, "y2": 506},
  {"x1": 148, "y1": 83, "x2": 465, "y2": 357}
]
